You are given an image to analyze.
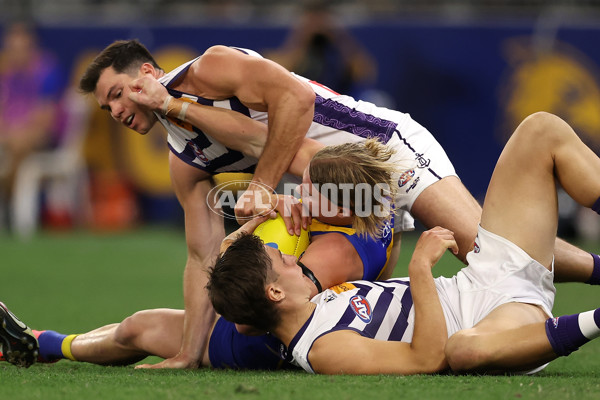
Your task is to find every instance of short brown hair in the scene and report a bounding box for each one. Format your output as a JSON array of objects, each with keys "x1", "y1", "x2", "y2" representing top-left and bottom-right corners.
[
  {"x1": 207, "y1": 233, "x2": 281, "y2": 332},
  {"x1": 79, "y1": 39, "x2": 161, "y2": 94},
  {"x1": 309, "y1": 139, "x2": 402, "y2": 238}
]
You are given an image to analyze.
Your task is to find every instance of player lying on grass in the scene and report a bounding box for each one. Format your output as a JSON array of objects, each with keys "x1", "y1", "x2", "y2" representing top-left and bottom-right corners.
[
  {"x1": 208, "y1": 112, "x2": 600, "y2": 375},
  {"x1": 0, "y1": 141, "x2": 398, "y2": 369}
]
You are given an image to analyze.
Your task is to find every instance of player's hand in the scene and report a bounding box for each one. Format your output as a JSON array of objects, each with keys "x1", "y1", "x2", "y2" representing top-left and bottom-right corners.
[
  {"x1": 128, "y1": 75, "x2": 169, "y2": 111},
  {"x1": 412, "y1": 226, "x2": 458, "y2": 269},
  {"x1": 134, "y1": 353, "x2": 198, "y2": 370},
  {"x1": 271, "y1": 194, "x2": 304, "y2": 236},
  {"x1": 293, "y1": 182, "x2": 313, "y2": 231},
  {"x1": 234, "y1": 182, "x2": 277, "y2": 225},
  {"x1": 220, "y1": 214, "x2": 272, "y2": 254}
]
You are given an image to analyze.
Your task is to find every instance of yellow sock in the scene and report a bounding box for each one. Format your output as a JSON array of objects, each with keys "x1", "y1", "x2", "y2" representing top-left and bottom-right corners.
[{"x1": 61, "y1": 334, "x2": 79, "y2": 361}]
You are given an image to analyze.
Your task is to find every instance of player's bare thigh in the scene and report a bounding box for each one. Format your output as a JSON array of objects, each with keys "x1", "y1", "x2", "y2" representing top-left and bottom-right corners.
[
  {"x1": 480, "y1": 114, "x2": 563, "y2": 268},
  {"x1": 410, "y1": 176, "x2": 481, "y2": 262},
  {"x1": 446, "y1": 302, "x2": 549, "y2": 372}
]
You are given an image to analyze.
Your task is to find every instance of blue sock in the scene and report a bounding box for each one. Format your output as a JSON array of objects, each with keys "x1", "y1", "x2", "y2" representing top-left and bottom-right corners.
[
  {"x1": 593, "y1": 198, "x2": 600, "y2": 215},
  {"x1": 37, "y1": 330, "x2": 68, "y2": 361},
  {"x1": 545, "y1": 309, "x2": 600, "y2": 356},
  {"x1": 587, "y1": 253, "x2": 600, "y2": 285}
]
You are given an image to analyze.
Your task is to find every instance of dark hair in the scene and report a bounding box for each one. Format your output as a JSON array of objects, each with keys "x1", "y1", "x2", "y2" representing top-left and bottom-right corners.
[
  {"x1": 207, "y1": 233, "x2": 281, "y2": 332},
  {"x1": 79, "y1": 39, "x2": 161, "y2": 94}
]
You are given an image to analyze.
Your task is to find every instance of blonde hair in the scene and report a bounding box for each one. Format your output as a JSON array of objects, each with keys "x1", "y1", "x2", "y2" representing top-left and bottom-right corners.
[{"x1": 309, "y1": 139, "x2": 404, "y2": 238}]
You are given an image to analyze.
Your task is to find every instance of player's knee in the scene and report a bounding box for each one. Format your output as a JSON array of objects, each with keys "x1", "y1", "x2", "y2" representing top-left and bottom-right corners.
[
  {"x1": 516, "y1": 112, "x2": 568, "y2": 148},
  {"x1": 446, "y1": 330, "x2": 493, "y2": 372},
  {"x1": 114, "y1": 310, "x2": 148, "y2": 347}
]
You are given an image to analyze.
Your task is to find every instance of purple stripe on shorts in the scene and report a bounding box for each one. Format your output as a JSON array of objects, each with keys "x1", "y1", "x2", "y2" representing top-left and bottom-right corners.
[{"x1": 313, "y1": 94, "x2": 397, "y2": 142}]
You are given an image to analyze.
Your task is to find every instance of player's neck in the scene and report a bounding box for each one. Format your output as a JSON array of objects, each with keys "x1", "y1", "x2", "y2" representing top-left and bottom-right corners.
[{"x1": 273, "y1": 301, "x2": 316, "y2": 346}]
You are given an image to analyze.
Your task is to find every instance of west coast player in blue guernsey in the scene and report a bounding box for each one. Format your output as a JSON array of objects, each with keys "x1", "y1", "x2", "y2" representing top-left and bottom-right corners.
[{"x1": 208, "y1": 113, "x2": 600, "y2": 375}]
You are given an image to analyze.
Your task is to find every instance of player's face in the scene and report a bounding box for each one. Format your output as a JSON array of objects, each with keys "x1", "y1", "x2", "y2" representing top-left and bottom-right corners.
[
  {"x1": 298, "y1": 165, "x2": 353, "y2": 226},
  {"x1": 264, "y1": 245, "x2": 313, "y2": 296},
  {"x1": 95, "y1": 66, "x2": 158, "y2": 135}
]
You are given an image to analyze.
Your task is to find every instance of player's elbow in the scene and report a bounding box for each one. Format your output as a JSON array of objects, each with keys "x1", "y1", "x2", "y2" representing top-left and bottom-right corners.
[
  {"x1": 291, "y1": 81, "x2": 316, "y2": 119},
  {"x1": 416, "y1": 348, "x2": 448, "y2": 374}
]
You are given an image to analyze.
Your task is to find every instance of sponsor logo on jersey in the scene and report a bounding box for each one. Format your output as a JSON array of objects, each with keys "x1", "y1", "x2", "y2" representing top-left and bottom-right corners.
[
  {"x1": 406, "y1": 177, "x2": 420, "y2": 193},
  {"x1": 331, "y1": 283, "x2": 357, "y2": 294},
  {"x1": 324, "y1": 293, "x2": 337, "y2": 303},
  {"x1": 381, "y1": 220, "x2": 392, "y2": 241},
  {"x1": 398, "y1": 169, "x2": 415, "y2": 188},
  {"x1": 186, "y1": 140, "x2": 210, "y2": 164},
  {"x1": 349, "y1": 295, "x2": 372, "y2": 323}
]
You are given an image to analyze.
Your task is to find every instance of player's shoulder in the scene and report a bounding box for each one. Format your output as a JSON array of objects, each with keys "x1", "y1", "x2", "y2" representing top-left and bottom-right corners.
[{"x1": 201, "y1": 45, "x2": 261, "y2": 60}]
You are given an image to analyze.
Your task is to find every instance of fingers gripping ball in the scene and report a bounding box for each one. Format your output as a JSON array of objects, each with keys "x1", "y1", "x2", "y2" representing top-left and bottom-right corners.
[{"x1": 253, "y1": 215, "x2": 309, "y2": 258}]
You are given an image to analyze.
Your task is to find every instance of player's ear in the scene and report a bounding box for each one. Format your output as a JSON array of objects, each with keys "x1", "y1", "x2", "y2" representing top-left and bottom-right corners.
[
  {"x1": 266, "y1": 284, "x2": 285, "y2": 303},
  {"x1": 140, "y1": 62, "x2": 156, "y2": 76}
]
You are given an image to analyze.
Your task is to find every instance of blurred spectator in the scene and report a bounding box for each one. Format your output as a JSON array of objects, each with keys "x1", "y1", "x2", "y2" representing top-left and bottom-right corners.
[
  {"x1": 265, "y1": 0, "x2": 378, "y2": 99},
  {"x1": 0, "y1": 21, "x2": 64, "y2": 227}
]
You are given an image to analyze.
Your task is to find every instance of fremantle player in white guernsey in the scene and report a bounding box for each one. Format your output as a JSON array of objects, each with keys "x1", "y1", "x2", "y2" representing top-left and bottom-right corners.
[
  {"x1": 209, "y1": 112, "x2": 600, "y2": 375},
  {"x1": 78, "y1": 40, "x2": 600, "y2": 370}
]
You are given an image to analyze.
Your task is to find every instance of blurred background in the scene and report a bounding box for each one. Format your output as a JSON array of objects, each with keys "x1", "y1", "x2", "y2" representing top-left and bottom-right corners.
[{"x1": 1, "y1": 0, "x2": 600, "y2": 240}]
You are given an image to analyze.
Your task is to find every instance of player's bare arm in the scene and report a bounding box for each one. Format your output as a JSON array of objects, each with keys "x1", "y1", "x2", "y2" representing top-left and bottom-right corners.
[
  {"x1": 309, "y1": 227, "x2": 455, "y2": 375},
  {"x1": 189, "y1": 45, "x2": 316, "y2": 220},
  {"x1": 128, "y1": 63, "x2": 268, "y2": 158},
  {"x1": 136, "y1": 154, "x2": 221, "y2": 369}
]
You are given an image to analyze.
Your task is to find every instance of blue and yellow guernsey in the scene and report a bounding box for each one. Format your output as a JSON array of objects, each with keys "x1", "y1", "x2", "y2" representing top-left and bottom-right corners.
[{"x1": 309, "y1": 215, "x2": 394, "y2": 281}]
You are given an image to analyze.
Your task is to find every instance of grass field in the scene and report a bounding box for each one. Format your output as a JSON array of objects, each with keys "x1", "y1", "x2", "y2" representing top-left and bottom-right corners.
[{"x1": 1, "y1": 227, "x2": 600, "y2": 400}]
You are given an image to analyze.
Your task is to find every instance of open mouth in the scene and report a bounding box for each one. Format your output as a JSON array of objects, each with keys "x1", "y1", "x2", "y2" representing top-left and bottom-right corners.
[{"x1": 125, "y1": 114, "x2": 134, "y2": 126}]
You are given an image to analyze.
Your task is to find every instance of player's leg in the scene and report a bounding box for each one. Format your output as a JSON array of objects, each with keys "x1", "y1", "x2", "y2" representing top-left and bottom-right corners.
[
  {"x1": 447, "y1": 303, "x2": 600, "y2": 373},
  {"x1": 481, "y1": 112, "x2": 600, "y2": 265},
  {"x1": 411, "y1": 119, "x2": 599, "y2": 283},
  {"x1": 410, "y1": 175, "x2": 481, "y2": 263},
  {"x1": 446, "y1": 112, "x2": 600, "y2": 373},
  {"x1": 553, "y1": 238, "x2": 599, "y2": 283},
  {"x1": 1, "y1": 307, "x2": 187, "y2": 367},
  {"x1": 69, "y1": 309, "x2": 184, "y2": 365}
]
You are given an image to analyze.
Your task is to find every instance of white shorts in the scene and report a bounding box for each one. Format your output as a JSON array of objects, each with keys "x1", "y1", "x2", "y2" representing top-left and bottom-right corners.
[
  {"x1": 435, "y1": 226, "x2": 556, "y2": 374},
  {"x1": 390, "y1": 116, "x2": 458, "y2": 231},
  {"x1": 436, "y1": 225, "x2": 555, "y2": 334}
]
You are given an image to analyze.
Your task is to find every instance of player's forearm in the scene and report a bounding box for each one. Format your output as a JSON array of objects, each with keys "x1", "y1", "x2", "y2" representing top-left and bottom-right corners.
[
  {"x1": 408, "y1": 260, "x2": 448, "y2": 371},
  {"x1": 164, "y1": 99, "x2": 267, "y2": 159},
  {"x1": 251, "y1": 92, "x2": 314, "y2": 188},
  {"x1": 180, "y1": 262, "x2": 216, "y2": 367},
  {"x1": 287, "y1": 138, "x2": 323, "y2": 177}
]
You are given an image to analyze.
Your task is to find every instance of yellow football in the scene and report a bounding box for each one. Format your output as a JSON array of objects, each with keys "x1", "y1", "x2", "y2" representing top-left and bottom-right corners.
[{"x1": 253, "y1": 215, "x2": 309, "y2": 258}]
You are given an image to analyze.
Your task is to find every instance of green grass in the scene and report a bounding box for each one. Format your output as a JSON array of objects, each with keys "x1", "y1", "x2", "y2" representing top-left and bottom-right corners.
[{"x1": 1, "y1": 228, "x2": 600, "y2": 400}]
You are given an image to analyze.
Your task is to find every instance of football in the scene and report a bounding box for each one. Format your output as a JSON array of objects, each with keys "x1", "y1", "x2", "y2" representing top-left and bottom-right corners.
[{"x1": 253, "y1": 214, "x2": 310, "y2": 258}]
